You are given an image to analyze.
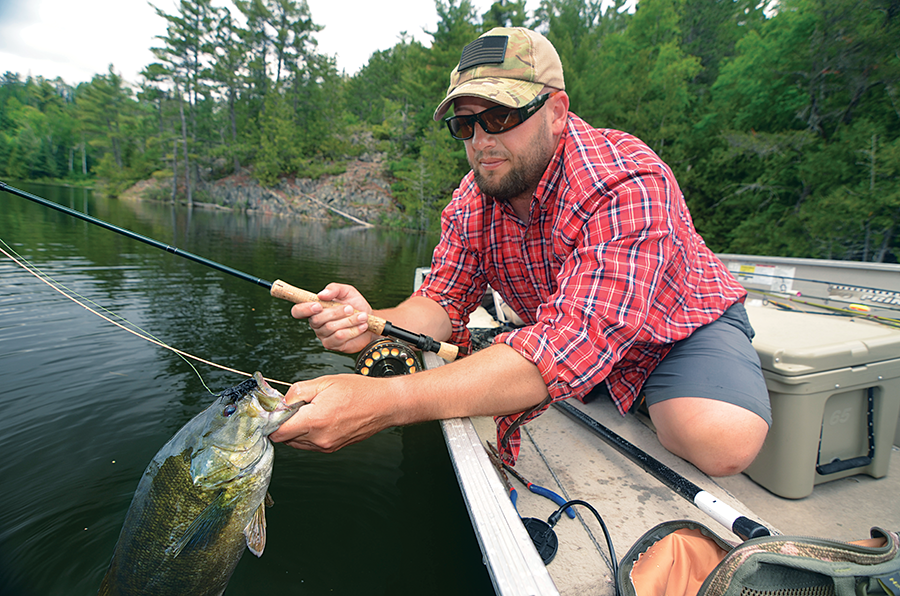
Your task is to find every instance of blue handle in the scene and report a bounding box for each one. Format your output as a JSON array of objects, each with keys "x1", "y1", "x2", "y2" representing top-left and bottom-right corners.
[
  {"x1": 509, "y1": 487, "x2": 518, "y2": 511},
  {"x1": 530, "y1": 485, "x2": 575, "y2": 519}
]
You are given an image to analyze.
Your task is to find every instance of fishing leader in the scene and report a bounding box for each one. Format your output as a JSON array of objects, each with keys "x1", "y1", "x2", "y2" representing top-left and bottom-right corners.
[{"x1": 270, "y1": 27, "x2": 771, "y2": 477}]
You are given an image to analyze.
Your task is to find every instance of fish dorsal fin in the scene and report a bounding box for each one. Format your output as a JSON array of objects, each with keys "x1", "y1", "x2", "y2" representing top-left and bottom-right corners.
[
  {"x1": 244, "y1": 502, "x2": 267, "y2": 557},
  {"x1": 171, "y1": 490, "x2": 229, "y2": 558}
]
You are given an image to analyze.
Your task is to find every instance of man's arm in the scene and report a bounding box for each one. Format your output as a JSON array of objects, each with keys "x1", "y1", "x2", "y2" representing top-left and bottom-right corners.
[{"x1": 269, "y1": 343, "x2": 548, "y2": 452}]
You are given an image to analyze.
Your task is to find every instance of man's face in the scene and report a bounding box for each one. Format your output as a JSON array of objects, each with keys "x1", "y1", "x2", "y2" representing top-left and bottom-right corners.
[{"x1": 453, "y1": 96, "x2": 559, "y2": 204}]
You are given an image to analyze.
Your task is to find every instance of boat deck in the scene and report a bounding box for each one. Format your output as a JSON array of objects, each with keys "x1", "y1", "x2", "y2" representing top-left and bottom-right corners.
[
  {"x1": 463, "y1": 401, "x2": 899, "y2": 595},
  {"x1": 419, "y1": 255, "x2": 900, "y2": 595}
]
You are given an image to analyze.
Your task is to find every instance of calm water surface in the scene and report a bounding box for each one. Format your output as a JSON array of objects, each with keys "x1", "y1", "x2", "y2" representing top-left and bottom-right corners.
[{"x1": 0, "y1": 183, "x2": 494, "y2": 595}]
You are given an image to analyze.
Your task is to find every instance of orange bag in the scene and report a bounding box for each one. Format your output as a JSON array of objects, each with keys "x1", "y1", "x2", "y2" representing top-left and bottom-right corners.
[{"x1": 630, "y1": 528, "x2": 728, "y2": 596}]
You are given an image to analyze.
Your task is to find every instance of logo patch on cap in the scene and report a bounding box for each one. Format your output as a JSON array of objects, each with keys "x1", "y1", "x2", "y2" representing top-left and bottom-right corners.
[{"x1": 458, "y1": 36, "x2": 508, "y2": 72}]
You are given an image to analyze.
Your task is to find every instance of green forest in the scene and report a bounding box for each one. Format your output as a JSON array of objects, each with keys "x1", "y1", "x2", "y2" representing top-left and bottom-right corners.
[{"x1": 1, "y1": 0, "x2": 898, "y2": 261}]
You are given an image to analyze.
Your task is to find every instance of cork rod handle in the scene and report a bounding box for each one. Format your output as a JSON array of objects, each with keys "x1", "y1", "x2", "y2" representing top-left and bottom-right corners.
[
  {"x1": 270, "y1": 279, "x2": 387, "y2": 334},
  {"x1": 269, "y1": 279, "x2": 460, "y2": 361},
  {"x1": 434, "y1": 342, "x2": 459, "y2": 361}
]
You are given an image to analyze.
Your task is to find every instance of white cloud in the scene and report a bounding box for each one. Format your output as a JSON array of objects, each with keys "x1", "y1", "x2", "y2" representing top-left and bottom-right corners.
[{"x1": 1, "y1": 0, "x2": 168, "y2": 83}]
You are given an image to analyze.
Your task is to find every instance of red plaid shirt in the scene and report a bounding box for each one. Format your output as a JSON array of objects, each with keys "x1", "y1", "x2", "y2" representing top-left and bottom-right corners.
[{"x1": 414, "y1": 114, "x2": 746, "y2": 463}]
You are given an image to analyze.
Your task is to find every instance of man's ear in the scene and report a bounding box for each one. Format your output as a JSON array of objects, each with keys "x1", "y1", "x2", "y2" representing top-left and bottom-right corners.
[{"x1": 549, "y1": 91, "x2": 570, "y2": 136}]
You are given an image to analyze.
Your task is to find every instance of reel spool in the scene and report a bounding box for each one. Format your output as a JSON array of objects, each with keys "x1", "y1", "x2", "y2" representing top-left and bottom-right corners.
[{"x1": 355, "y1": 338, "x2": 421, "y2": 378}]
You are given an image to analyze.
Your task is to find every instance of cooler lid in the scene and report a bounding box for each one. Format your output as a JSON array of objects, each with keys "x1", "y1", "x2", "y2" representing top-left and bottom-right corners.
[{"x1": 746, "y1": 304, "x2": 900, "y2": 376}]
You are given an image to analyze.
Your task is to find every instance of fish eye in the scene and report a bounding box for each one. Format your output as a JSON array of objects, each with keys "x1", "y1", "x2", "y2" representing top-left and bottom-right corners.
[{"x1": 223, "y1": 405, "x2": 237, "y2": 417}]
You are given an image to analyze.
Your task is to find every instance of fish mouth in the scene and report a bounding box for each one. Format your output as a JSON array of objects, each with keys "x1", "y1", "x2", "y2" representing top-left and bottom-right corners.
[{"x1": 251, "y1": 372, "x2": 294, "y2": 413}]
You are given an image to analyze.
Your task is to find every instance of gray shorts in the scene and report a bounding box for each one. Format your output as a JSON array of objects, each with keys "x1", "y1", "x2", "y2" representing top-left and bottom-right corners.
[{"x1": 588, "y1": 302, "x2": 772, "y2": 425}]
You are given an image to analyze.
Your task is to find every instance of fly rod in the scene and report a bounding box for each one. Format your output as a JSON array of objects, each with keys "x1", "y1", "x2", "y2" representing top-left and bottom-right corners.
[
  {"x1": 555, "y1": 401, "x2": 771, "y2": 541},
  {"x1": 1, "y1": 181, "x2": 462, "y2": 361}
]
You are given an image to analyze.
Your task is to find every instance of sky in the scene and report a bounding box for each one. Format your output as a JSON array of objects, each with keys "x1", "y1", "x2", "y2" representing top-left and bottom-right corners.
[{"x1": 0, "y1": 0, "x2": 538, "y2": 86}]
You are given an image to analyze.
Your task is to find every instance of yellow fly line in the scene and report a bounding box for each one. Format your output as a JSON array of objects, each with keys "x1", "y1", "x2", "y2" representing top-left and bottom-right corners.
[{"x1": 0, "y1": 238, "x2": 292, "y2": 391}]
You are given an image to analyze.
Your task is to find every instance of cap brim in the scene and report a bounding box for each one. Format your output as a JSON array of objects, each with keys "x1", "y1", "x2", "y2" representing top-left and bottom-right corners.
[{"x1": 433, "y1": 78, "x2": 545, "y2": 121}]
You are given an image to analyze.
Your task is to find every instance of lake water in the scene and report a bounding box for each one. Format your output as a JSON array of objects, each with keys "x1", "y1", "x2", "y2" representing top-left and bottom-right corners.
[{"x1": 0, "y1": 183, "x2": 494, "y2": 595}]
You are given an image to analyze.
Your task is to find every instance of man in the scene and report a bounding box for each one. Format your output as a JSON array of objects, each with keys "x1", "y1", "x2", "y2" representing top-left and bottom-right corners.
[{"x1": 270, "y1": 27, "x2": 771, "y2": 477}]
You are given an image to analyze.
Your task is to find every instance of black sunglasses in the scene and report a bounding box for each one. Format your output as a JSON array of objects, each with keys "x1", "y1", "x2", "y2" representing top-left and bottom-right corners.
[{"x1": 444, "y1": 92, "x2": 557, "y2": 141}]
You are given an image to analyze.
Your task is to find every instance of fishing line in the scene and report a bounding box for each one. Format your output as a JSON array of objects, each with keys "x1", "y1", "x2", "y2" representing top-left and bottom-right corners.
[{"x1": 0, "y1": 237, "x2": 291, "y2": 390}]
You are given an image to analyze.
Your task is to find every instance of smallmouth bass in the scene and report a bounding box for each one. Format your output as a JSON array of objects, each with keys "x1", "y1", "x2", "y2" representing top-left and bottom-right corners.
[{"x1": 98, "y1": 372, "x2": 304, "y2": 596}]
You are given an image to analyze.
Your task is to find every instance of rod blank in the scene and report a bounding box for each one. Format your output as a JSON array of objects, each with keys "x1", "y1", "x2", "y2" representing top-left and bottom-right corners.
[
  {"x1": 2, "y1": 181, "x2": 461, "y2": 361},
  {"x1": 1, "y1": 181, "x2": 270, "y2": 289}
]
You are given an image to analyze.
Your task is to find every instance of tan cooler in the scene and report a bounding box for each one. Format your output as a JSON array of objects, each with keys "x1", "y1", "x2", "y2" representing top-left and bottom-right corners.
[{"x1": 743, "y1": 304, "x2": 900, "y2": 499}]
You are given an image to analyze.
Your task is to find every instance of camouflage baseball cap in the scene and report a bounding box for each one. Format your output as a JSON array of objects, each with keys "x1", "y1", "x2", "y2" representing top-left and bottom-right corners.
[{"x1": 433, "y1": 27, "x2": 565, "y2": 121}]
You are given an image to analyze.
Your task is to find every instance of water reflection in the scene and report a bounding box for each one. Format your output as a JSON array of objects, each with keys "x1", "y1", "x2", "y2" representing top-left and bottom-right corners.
[{"x1": 0, "y1": 183, "x2": 493, "y2": 596}]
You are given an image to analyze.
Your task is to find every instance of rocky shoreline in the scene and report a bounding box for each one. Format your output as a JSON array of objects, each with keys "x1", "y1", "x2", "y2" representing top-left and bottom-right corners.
[{"x1": 121, "y1": 159, "x2": 400, "y2": 226}]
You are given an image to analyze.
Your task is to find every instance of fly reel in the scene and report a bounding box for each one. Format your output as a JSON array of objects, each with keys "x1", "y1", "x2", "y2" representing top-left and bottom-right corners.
[{"x1": 354, "y1": 338, "x2": 421, "y2": 377}]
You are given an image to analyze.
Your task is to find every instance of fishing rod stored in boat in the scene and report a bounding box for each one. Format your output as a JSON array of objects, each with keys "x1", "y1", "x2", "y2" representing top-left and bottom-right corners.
[
  {"x1": 1, "y1": 181, "x2": 463, "y2": 362},
  {"x1": 555, "y1": 401, "x2": 771, "y2": 542}
]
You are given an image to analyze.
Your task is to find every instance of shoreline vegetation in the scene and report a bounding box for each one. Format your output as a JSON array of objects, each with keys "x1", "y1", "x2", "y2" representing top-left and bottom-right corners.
[
  {"x1": 2, "y1": 0, "x2": 898, "y2": 261},
  {"x1": 17, "y1": 156, "x2": 399, "y2": 227},
  {"x1": 120, "y1": 159, "x2": 398, "y2": 226}
]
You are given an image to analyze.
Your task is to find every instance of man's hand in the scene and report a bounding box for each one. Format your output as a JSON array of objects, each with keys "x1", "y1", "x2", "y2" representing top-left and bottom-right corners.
[
  {"x1": 269, "y1": 374, "x2": 399, "y2": 451},
  {"x1": 290, "y1": 283, "x2": 376, "y2": 354}
]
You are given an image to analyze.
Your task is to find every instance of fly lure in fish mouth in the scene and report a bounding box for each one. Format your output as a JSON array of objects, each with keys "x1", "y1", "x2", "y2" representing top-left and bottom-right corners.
[{"x1": 0, "y1": 236, "x2": 291, "y2": 391}]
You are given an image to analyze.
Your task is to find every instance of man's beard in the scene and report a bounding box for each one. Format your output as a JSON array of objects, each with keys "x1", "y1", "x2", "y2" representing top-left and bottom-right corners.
[
  {"x1": 473, "y1": 159, "x2": 539, "y2": 202},
  {"x1": 470, "y1": 119, "x2": 555, "y2": 202}
]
